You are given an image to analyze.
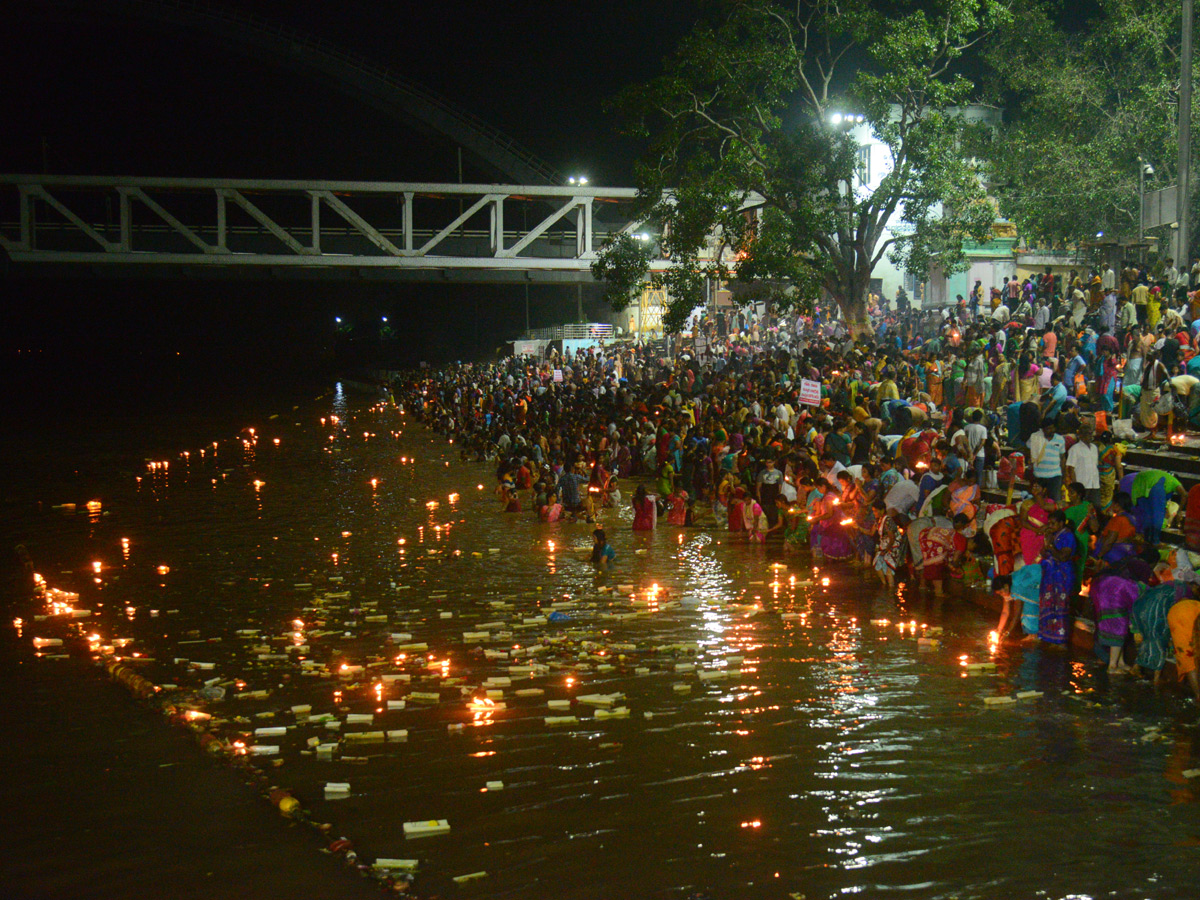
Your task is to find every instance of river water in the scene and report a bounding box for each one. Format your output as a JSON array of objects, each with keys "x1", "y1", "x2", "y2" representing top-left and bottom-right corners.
[{"x1": 5, "y1": 381, "x2": 1200, "y2": 899}]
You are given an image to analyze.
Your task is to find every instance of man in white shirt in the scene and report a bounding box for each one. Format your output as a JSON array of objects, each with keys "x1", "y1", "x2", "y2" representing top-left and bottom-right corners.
[
  {"x1": 964, "y1": 409, "x2": 989, "y2": 484},
  {"x1": 885, "y1": 476, "x2": 920, "y2": 515},
  {"x1": 992, "y1": 302, "x2": 1010, "y2": 325},
  {"x1": 1070, "y1": 288, "x2": 1088, "y2": 327},
  {"x1": 1164, "y1": 258, "x2": 1179, "y2": 289},
  {"x1": 1065, "y1": 426, "x2": 1100, "y2": 507},
  {"x1": 820, "y1": 455, "x2": 847, "y2": 488},
  {"x1": 1034, "y1": 302, "x2": 1051, "y2": 330},
  {"x1": 1101, "y1": 264, "x2": 1116, "y2": 291}
]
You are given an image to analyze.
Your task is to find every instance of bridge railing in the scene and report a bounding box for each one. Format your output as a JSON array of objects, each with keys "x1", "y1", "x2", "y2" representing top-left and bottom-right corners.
[{"x1": 0, "y1": 175, "x2": 659, "y2": 275}]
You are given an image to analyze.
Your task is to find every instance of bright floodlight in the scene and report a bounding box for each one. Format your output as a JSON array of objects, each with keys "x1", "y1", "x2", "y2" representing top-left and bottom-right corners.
[
  {"x1": 829, "y1": 112, "x2": 843, "y2": 124},
  {"x1": 855, "y1": 114, "x2": 865, "y2": 123},
  {"x1": 335, "y1": 317, "x2": 342, "y2": 323},
  {"x1": 1096, "y1": 231, "x2": 1104, "y2": 238},
  {"x1": 382, "y1": 316, "x2": 388, "y2": 323}
]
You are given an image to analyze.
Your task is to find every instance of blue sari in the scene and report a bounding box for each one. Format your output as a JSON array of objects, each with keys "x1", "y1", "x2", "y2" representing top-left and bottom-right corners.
[
  {"x1": 1131, "y1": 583, "x2": 1175, "y2": 672},
  {"x1": 1039, "y1": 530, "x2": 1077, "y2": 644},
  {"x1": 1012, "y1": 564, "x2": 1042, "y2": 636}
]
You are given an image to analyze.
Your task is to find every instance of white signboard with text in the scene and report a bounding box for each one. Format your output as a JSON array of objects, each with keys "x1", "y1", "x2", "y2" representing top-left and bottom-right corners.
[{"x1": 799, "y1": 378, "x2": 822, "y2": 406}]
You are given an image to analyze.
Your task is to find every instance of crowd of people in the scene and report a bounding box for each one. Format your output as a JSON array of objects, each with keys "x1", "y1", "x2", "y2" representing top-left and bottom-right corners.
[{"x1": 396, "y1": 264, "x2": 1200, "y2": 702}]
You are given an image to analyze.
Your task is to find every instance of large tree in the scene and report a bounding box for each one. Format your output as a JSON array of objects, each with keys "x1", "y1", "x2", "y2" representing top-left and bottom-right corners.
[
  {"x1": 591, "y1": 0, "x2": 1010, "y2": 335},
  {"x1": 983, "y1": 0, "x2": 1189, "y2": 252}
]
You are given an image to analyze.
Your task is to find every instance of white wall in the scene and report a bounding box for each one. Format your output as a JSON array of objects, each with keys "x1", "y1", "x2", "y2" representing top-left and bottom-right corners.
[{"x1": 840, "y1": 106, "x2": 1003, "y2": 309}]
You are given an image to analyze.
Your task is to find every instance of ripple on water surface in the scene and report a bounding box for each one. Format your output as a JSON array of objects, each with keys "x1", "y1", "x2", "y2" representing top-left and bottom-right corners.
[{"x1": 16, "y1": 392, "x2": 1200, "y2": 900}]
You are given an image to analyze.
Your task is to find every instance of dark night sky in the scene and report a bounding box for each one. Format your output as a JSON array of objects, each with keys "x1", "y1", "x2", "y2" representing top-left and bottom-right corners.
[{"x1": 2, "y1": 1, "x2": 700, "y2": 183}]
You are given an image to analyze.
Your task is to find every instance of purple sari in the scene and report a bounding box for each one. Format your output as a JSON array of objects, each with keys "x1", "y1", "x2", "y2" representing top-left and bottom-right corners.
[{"x1": 1090, "y1": 573, "x2": 1140, "y2": 649}]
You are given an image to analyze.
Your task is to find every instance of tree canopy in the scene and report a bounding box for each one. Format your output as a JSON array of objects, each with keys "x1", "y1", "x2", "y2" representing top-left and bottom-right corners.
[
  {"x1": 983, "y1": 0, "x2": 1189, "y2": 252},
  {"x1": 592, "y1": 0, "x2": 1011, "y2": 334}
]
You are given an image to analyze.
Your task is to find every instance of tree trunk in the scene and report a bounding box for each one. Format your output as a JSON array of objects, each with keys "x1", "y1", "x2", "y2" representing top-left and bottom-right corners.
[{"x1": 832, "y1": 269, "x2": 872, "y2": 338}]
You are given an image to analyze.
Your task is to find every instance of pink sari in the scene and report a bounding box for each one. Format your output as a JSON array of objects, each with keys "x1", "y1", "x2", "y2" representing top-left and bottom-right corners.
[{"x1": 1018, "y1": 500, "x2": 1050, "y2": 564}]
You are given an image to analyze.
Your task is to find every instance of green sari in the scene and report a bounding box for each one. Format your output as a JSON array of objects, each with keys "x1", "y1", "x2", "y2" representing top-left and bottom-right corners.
[{"x1": 1064, "y1": 501, "x2": 1092, "y2": 583}]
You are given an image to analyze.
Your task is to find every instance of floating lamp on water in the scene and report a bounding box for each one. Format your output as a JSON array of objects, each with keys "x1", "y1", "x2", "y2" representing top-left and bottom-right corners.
[{"x1": 156, "y1": 565, "x2": 170, "y2": 576}]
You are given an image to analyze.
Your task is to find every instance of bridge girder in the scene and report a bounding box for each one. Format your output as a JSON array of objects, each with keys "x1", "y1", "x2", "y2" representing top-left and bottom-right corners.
[{"x1": 0, "y1": 175, "x2": 669, "y2": 283}]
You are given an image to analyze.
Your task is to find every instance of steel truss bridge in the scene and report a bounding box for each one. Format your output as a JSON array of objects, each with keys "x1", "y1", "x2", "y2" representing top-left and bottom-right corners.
[{"x1": 0, "y1": 176, "x2": 687, "y2": 284}]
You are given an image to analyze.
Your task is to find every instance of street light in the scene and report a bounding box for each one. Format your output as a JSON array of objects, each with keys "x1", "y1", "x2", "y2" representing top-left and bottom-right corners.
[
  {"x1": 1138, "y1": 157, "x2": 1155, "y2": 260},
  {"x1": 568, "y1": 175, "x2": 589, "y2": 185}
]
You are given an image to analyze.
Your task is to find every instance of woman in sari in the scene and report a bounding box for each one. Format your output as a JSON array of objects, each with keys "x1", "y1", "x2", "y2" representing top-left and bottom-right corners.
[
  {"x1": 1063, "y1": 481, "x2": 1097, "y2": 585},
  {"x1": 1018, "y1": 480, "x2": 1055, "y2": 565},
  {"x1": 714, "y1": 471, "x2": 734, "y2": 522},
  {"x1": 947, "y1": 469, "x2": 980, "y2": 538},
  {"x1": 727, "y1": 487, "x2": 746, "y2": 533},
  {"x1": 873, "y1": 509, "x2": 907, "y2": 590},
  {"x1": 666, "y1": 485, "x2": 689, "y2": 526},
  {"x1": 743, "y1": 494, "x2": 766, "y2": 543},
  {"x1": 631, "y1": 484, "x2": 655, "y2": 531},
  {"x1": 1012, "y1": 559, "x2": 1043, "y2": 638},
  {"x1": 1097, "y1": 433, "x2": 1124, "y2": 510},
  {"x1": 1090, "y1": 572, "x2": 1140, "y2": 673},
  {"x1": 915, "y1": 520, "x2": 956, "y2": 598},
  {"x1": 811, "y1": 482, "x2": 855, "y2": 561},
  {"x1": 1132, "y1": 468, "x2": 1185, "y2": 544},
  {"x1": 1097, "y1": 351, "x2": 1120, "y2": 412},
  {"x1": 1017, "y1": 350, "x2": 1041, "y2": 403},
  {"x1": 804, "y1": 480, "x2": 825, "y2": 552},
  {"x1": 986, "y1": 507, "x2": 1020, "y2": 576},
  {"x1": 782, "y1": 500, "x2": 809, "y2": 555},
  {"x1": 853, "y1": 497, "x2": 879, "y2": 566},
  {"x1": 925, "y1": 357, "x2": 944, "y2": 407},
  {"x1": 1038, "y1": 510, "x2": 1077, "y2": 645},
  {"x1": 1167, "y1": 597, "x2": 1200, "y2": 701},
  {"x1": 1132, "y1": 583, "x2": 1177, "y2": 682}
]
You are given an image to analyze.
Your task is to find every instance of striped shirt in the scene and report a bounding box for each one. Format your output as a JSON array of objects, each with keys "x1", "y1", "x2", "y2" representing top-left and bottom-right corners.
[{"x1": 1028, "y1": 432, "x2": 1066, "y2": 479}]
